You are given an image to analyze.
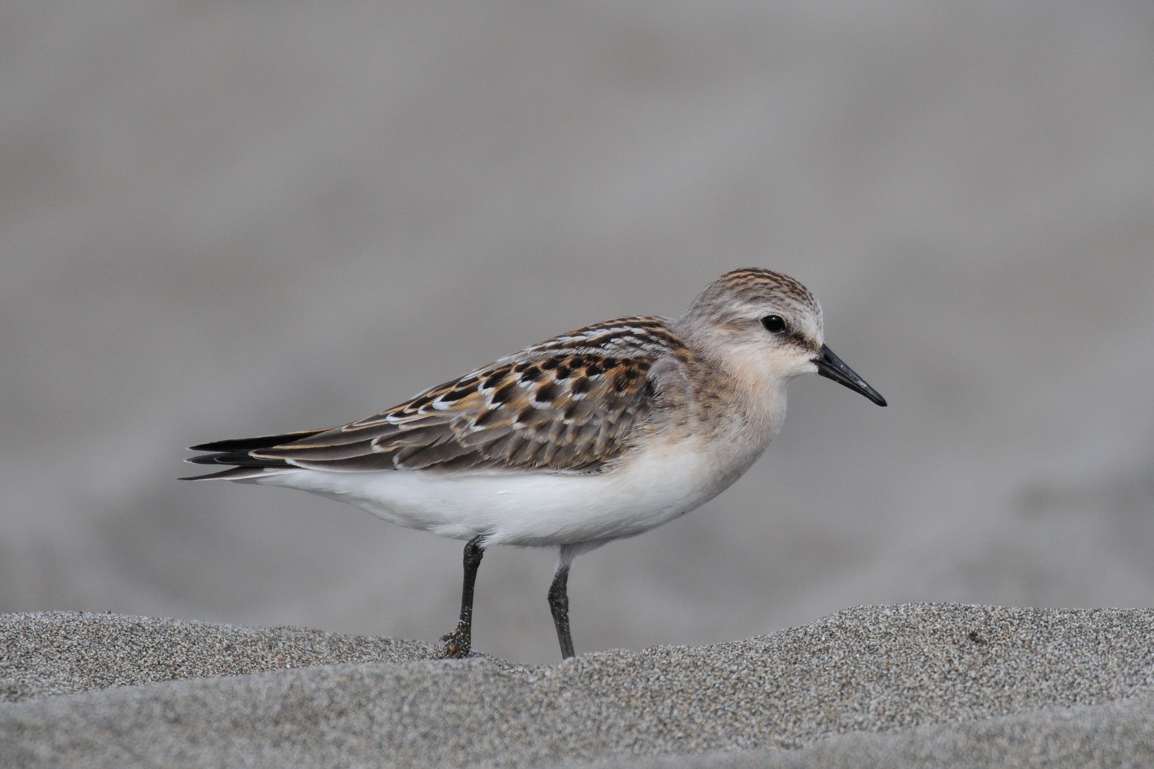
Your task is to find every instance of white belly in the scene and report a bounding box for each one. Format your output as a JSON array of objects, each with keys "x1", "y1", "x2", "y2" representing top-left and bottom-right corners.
[{"x1": 255, "y1": 437, "x2": 764, "y2": 547}]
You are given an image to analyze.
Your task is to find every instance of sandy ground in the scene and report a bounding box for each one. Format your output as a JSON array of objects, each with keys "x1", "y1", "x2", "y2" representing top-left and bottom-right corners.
[{"x1": 3, "y1": 605, "x2": 1153, "y2": 768}]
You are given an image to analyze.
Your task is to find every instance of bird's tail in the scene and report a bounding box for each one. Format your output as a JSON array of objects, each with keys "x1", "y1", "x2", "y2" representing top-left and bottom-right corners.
[{"x1": 180, "y1": 428, "x2": 325, "y2": 480}]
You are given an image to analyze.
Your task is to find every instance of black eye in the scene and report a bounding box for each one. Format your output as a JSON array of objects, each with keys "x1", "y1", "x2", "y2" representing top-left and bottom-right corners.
[{"x1": 761, "y1": 315, "x2": 787, "y2": 334}]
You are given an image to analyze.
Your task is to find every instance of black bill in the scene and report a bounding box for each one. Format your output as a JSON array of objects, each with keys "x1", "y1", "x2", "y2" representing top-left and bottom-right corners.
[{"x1": 814, "y1": 344, "x2": 887, "y2": 407}]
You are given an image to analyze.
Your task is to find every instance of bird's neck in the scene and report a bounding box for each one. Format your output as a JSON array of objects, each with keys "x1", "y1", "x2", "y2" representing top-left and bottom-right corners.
[{"x1": 680, "y1": 339, "x2": 790, "y2": 447}]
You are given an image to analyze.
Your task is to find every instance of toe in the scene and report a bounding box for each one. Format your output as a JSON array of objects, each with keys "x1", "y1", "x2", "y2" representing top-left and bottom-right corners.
[{"x1": 439, "y1": 630, "x2": 471, "y2": 658}]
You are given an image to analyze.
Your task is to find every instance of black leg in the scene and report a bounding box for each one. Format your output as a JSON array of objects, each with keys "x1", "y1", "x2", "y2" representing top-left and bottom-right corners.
[
  {"x1": 548, "y1": 563, "x2": 575, "y2": 659},
  {"x1": 440, "y1": 536, "x2": 484, "y2": 658}
]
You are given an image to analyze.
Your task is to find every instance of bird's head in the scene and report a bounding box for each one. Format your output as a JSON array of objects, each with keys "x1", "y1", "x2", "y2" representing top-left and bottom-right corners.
[{"x1": 682, "y1": 268, "x2": 886, "y2": 407}]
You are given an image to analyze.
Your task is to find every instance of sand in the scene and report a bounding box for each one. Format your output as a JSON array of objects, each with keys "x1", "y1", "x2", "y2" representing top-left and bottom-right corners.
[{"x1": 3, "y1": 604, "x2": 1153, "y2": 768}]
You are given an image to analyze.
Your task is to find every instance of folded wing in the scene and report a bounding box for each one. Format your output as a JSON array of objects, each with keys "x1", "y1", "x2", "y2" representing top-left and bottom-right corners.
[{"x1": 185, "y1": 316, "x2": 687, "y2": 476}]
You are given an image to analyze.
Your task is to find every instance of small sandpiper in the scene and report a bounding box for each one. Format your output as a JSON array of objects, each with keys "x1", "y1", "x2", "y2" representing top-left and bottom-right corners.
[{"x1": 185, "y1": 268, "x2": 886, "y2": 659}]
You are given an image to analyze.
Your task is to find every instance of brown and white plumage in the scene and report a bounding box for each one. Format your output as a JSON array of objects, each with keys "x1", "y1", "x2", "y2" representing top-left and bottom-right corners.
[
  {"x1": 186, "y1": 315, "x2": 688, "y2": 478},
  {"x1": 185, "y1": 269, "x2": 886, "y2": 659}
]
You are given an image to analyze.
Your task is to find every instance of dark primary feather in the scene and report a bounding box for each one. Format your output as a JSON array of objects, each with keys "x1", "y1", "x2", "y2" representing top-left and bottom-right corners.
[
  {"x1": 187, "y1": 451, "x2": 290, "y2": 467},
  {"x1": 188, "y1": 429, "x2": 326, "y2": 453},
  {"x1": 182, "y1": 429, "x2": 324, "y2": 479},
  {"x1": 179, "y1": 466, "x2": 273, "y2": 481},
  {"x1": 183, "y1": 316, "x2": 689, "y2": 477}
]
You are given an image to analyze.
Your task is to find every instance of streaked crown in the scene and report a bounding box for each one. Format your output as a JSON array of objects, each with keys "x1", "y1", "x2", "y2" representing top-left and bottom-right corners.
[{"x1": 684, "y1": 268, "x2": 822, "y2": 338}]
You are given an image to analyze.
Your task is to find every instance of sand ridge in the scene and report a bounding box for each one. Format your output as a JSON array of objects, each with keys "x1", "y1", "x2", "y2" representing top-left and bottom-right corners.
[{"x1": 3, "y1": 604, "x2": 1153, "y2": 768}]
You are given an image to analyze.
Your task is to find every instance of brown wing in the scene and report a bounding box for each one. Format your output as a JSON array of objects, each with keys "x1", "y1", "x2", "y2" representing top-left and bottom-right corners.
[{"x1": 188, "y1": 317, "x2": 686, "y2": 475}]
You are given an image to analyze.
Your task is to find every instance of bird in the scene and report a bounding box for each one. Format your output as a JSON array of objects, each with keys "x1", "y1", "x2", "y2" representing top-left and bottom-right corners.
[{"x1": 184, "y1": 268, "x2": 886, "y2": 659}]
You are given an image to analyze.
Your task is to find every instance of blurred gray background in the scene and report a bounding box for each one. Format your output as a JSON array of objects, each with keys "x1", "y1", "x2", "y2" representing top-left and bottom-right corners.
[{"x1": 3, "y1": 1, "x2": 1153, "y2": 663}]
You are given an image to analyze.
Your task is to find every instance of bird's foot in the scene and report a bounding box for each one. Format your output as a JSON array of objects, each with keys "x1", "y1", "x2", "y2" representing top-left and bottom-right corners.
[{"x1": 439, "y1": 625, "x2": 472, "y2": 658}]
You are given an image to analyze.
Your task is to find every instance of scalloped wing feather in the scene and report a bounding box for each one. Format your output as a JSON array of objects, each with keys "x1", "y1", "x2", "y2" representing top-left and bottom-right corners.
[{"x1": 200, "y1": 317, "x2": 688, "y2": 475}]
